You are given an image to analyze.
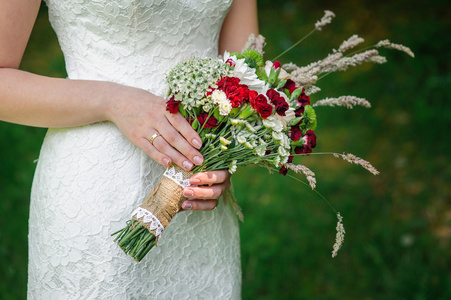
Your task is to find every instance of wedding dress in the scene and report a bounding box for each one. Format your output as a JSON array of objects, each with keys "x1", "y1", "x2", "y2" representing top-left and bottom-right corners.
[{"x1": 27, "y1": 0, "x2": 241, "y2": 298}]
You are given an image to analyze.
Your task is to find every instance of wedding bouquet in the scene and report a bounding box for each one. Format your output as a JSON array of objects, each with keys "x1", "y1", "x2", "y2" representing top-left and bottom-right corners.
[{"x1": 112, "y1": 10, "x2": 413, "y2": 262}]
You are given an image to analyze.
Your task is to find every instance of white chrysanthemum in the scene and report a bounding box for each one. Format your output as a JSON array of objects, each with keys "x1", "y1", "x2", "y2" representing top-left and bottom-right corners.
[
  {"x1": 218, "y1": 99, "x2": 232, "y2": 116},
  {"x1": 211, "y1": 90, "x2": 227, "y2": 104}
]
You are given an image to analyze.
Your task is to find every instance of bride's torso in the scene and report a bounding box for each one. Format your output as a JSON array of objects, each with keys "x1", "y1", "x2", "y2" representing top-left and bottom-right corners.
[
  {"x1": 29, "y1": 1, "x2": 242, "y2": 298},
  {"x1": 45, "y1": 0, "x2": 232, "y2": 95}
]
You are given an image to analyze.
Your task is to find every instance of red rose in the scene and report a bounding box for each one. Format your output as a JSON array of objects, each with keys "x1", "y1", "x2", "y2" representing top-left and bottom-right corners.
[
  {"x1": 166, "y1": 96, "x2": 180, "y2": 114},
  {"x1": 283, "y1": 79, "x2": 297, "y2": 94},
  {"x1": 197, "y1": 113, "x2": 220, "y2": 128}
]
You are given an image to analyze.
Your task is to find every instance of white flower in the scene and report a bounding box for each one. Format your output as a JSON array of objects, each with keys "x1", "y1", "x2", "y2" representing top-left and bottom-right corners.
[
  {"x1": 254, "y1": 145, "x2": 266, "y2": 157},
  {"x1": 228, "y1": 160, "x2": 237, "y2": 174},
  {"x1": 281, "y1": 134, "x2": 290, "y2": 149},
  {"x1": 220, "y1": 144, "x2": 228, "y2": 151},
  {"x1": 237, "y1": 136, "x2": 246, "y2": 144},
  {"x1": 262, "y1": 116, "x2": 283, "y2": 132},
  {"x1": 211, "y1": 90, "x2": 227, "y2": 104},
  {"x1": 220, "y1": 136, "x2": 232, "y2": 145},
  {"x1": 223, "y1": 51, "x2": 269, "y2": 94},
  {"x1": 244, "y1": 142, "x2": 254, "y2": 149},
  {"x1": 218, "y1": 99, "x2": 232, "y2": 116},
  {"x1": 278, "y1": 146, "x2": 289, "y2": 157},
  {"x1": 272, "y1": 131, "x2": 283, "y2": 141}
]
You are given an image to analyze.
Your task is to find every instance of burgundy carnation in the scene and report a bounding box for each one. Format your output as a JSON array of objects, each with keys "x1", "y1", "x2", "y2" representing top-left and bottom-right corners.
[
  {"x1": 283, "y1": 79, "x2": 297, "y2": 94},
  {"x1": 289, "y1": 125, "x2": 303, "y2": 141},
  {"x1": 250, "y1": 94, "x2": 273, "y2": 119},
  {"x1": 294, "y1": 106, "x2": 305, "y2": 117},
  {"x1": 166, "y1": 96, "x2": 180, "y2": 114},
  {"x1": 296, "y1": 87, "x2": 310, "y2": 107},
  {"x1": 266, "y1": 89, "x2": 289, "y2": 116},
  {"x1": 279, "y1": 166, "x2": 288, "y2": 175},
  {"x1": 197, "y1": 113, "x2": 220, "y2": 128},
  {"x1": 294, "y1": 129, "x2": 317, "y2": 155}
]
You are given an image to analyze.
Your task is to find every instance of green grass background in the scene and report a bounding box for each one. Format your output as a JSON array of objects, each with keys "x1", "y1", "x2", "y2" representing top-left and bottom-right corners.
[{"x1": 1, "y1": 0, "x2": 450, "y2": 299}]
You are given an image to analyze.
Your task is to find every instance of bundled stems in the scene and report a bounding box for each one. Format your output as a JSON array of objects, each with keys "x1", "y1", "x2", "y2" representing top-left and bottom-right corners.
[{"x1": 112, "y1": 220, "x2": 157, "y2": 262}]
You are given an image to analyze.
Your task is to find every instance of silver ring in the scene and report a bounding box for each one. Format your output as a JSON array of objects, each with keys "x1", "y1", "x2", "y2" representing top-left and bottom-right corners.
[{"x1": 149, "y1": 132, "x2": 160, "y2": 145}]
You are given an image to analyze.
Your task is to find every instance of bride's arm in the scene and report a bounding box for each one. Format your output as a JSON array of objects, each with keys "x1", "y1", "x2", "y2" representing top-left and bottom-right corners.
[
  {"x1": 219, "y1": 0, "x2": 259, "y2": 53},
  {"x1": 0, "y1": 1, "x2": 204, "y2": 172}
]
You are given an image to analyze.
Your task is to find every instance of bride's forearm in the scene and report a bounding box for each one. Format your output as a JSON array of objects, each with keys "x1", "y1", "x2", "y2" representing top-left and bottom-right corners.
[{"x1": 0, "y1": 67, "x2": 122, "y2": 128}]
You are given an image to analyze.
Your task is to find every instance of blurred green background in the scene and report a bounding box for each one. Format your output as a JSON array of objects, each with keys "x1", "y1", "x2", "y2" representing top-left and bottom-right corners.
[{"x1": 1, "y1": 0, "x2": 450, "y2": 299}]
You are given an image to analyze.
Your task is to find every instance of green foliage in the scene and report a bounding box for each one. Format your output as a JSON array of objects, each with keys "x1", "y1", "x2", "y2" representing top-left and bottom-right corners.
[{"x1": 1, "y1": 1, "x2": 450, "y2": 299}]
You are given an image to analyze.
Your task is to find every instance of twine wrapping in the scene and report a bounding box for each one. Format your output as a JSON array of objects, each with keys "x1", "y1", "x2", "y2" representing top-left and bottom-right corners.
[{"x1": 131, "y1": 163, "x2": 193, "y2": 239}]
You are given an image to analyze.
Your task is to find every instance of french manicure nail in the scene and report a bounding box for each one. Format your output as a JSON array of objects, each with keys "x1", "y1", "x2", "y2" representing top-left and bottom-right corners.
[
  {"x1": 183, "y1": 202, "x2": 193, "y2": 210},
  {"x1": 193, "y1": 156, "x2": 203, "y2": 165},
  {"x1": 192, "y1": 139, "x2": 202, "y2": 149},
  {"x1": 162, "y1": 158, "x2": 170, "y2": 167},
  {"x1": 183, "y1": 160, "x2": 193, "y2": 170},
  {"x1": 183, "y1": 188, "x2": 194, "y2": 197}
]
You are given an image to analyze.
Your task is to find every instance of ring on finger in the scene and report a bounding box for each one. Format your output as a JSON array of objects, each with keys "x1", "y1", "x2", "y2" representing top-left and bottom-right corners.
[{"x1": 149, "y1": 132, "x2": 161, "y2": 145}]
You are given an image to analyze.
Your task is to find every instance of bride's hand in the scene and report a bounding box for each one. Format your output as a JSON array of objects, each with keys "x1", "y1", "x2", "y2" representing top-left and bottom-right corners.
[
  {"x1": 181, "y1": 170, "x2": 231, "y2": 211},
  {"x1": 106, "y1": 85, "x2": 203, "y2": 171}
]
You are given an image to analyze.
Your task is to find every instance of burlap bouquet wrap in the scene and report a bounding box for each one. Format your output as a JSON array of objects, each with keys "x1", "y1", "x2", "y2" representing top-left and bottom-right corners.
[{"x1": 131, "y1": 163, "x2": 193, "y2": 242}]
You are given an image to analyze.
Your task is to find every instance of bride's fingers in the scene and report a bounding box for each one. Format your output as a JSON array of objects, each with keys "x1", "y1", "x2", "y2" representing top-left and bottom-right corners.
[
  {"x1": 138, "y1": 137, "x2": 172, "y2": 167},
  {"x1": 181, "y1": 199, "x2": 217, "y2": 211},
  {"x1": 183, "y1": 183, "x2": 226, "y2": 200},
  {"x1": 157, "y1": 122, "x2": 204, "y2": 167},
  {"x1": 189, "y1": 170, "x2": 230, "y2": 186},
  {"x1": 152, "y1": 134, "x2": 197, "y2": 171},
  {"x1": 166, "y1": 111, "x2": 203, "y2": 150}
]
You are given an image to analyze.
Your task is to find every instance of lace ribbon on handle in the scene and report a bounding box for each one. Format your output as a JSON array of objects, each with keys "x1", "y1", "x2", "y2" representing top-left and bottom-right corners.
[{"x1": 132, "y1": 163, "x2": 193, "y2": 237}]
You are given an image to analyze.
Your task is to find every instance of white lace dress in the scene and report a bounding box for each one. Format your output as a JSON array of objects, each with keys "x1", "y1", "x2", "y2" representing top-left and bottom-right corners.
[{"x1": 27, "y1": 0, "x2": 241, "y2": 299}]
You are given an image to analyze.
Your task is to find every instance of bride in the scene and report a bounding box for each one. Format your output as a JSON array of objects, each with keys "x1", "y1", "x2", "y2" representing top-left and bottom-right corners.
[{"x1": 0, "y1": 0, "x2": 257, "y2": 298}]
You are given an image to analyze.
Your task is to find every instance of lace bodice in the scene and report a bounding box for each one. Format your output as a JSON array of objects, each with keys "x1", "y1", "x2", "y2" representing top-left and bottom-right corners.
[
  {"x1": 45, "y1": 0, "x2": 232, "y2": 95},
  {"x1": 28, "y1": 1, "x2": 241, "y2": 299}
]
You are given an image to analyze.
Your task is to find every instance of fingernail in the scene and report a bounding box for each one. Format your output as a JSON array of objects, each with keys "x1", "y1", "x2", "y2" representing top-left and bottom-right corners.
[
  {"x1": 162, "y1": 158, "x2": 171, "y2": 167},
  {"x1": 183, "y1": 201, "x2": 193, "y2": 210},
  {"x1": 190, "y1": 178, "x2": 201, "y2": 185},
  {"x1": 183, "y1": 161, "x2": 193, "y2": 170},
  {"x1": 192, "y1": 139, "x2": 202, "y2": 149},
  {"x1": 183, "y1": 188, "x2": 194, "y2": 197},
  {"x1": 193, "y1": 156, "x2": 203, "y2": 165}
]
